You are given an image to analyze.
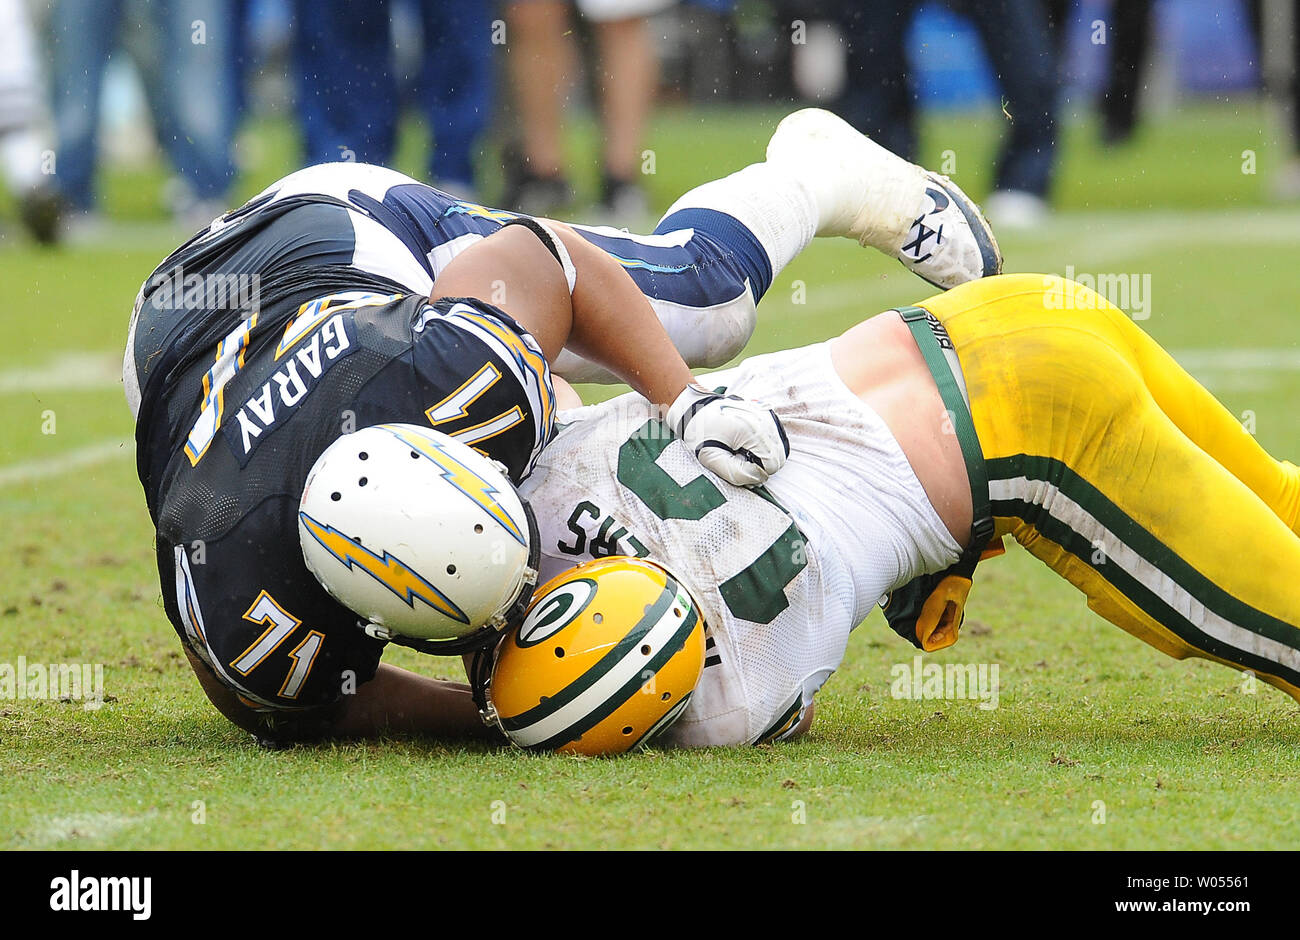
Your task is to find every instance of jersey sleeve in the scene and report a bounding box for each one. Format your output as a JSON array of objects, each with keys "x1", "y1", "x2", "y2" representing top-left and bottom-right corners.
[{"x1": 408, "y1": 296, "x2": 557, "y2": 481}]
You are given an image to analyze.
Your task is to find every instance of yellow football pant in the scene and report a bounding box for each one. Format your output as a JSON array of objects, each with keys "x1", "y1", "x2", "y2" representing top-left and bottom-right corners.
[{"x1": 918, "y1": 274, "x2": 1300, "y2": 699}]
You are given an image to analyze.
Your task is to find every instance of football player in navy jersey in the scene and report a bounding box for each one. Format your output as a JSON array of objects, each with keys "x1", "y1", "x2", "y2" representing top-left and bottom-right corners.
[{"x1": 125, "y1": 109, "x2": 1001, "y2": 743}]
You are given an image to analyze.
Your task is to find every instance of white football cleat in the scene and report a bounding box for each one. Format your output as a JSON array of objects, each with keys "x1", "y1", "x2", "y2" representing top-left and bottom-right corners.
[
  {"x1": 900, "y1": 172, "x2": 1004, "y2": 289},
  {"x1": 765, "y1": 108, "x2": 1002, "y2": 290}
]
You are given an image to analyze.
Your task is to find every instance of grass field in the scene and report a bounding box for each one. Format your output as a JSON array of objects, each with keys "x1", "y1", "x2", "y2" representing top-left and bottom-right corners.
[{"x1": 3, "y1": 100, "x2": 1299, "y2": 850}]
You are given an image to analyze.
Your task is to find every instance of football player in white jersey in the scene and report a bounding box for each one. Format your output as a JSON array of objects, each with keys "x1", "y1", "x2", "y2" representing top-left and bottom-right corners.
[
  {"x1": 475, "y1": 267, "x2": 1300, "y2": 751},
  {"x1": 492, "y1": 332, "x2": 965, "y2": 748}
]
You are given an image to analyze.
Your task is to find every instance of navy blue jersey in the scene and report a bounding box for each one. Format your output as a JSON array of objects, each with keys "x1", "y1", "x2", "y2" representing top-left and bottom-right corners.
[{"x1": 131, "y1": 187, "x2": 555, "y2": 720}]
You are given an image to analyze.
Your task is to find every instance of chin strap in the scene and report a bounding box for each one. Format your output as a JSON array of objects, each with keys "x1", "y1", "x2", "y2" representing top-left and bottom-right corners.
[
  {"x1": 361, "y1": 493, "x2": 543, "y2": 658},
  {"x1": 469, "y1": 641, "x2": 498, "y2": 720}
]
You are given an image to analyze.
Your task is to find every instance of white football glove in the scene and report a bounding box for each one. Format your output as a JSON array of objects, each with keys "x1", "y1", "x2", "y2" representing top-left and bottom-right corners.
[{"x1": 666, "y1": 384, "x2": 790, "y2": 487}]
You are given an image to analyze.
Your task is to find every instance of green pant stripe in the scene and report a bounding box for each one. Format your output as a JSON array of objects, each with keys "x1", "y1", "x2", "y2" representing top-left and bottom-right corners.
[{"x1": 986, "y1": 453, "x2": 1299, "y2": 651}]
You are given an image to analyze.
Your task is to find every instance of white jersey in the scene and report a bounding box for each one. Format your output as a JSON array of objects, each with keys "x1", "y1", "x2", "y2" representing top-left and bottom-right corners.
[{"x1": 520, "y1": 343, "x2": 962, "y2": 746}]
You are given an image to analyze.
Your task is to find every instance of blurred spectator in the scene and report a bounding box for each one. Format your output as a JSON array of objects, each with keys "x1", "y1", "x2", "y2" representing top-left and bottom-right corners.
[
  {"x1": 830, "y1": 0, "x2": 1059, "y2": 227},
  {"x1": 501, "y1": 0, "x2": 675, "y2": 220},
  {"x1": 1094, "y1": 0, "x2": 1153, "y2": 144},
  {"x1": 49, "y1": 0, "x2": 239, "y2": 231},
  {"x1": 292, "y1": 0, "x2": 493, "y2": 199},
  {"x1": 1248, "y1": 0, "x2": 1300, "y2": 198},
  {"x1": 0, "y1": 0, "x2": 60, "y2": 243},
  {"x1": 1088, "y1": 0, "x2": 1300, "y2": 198}
]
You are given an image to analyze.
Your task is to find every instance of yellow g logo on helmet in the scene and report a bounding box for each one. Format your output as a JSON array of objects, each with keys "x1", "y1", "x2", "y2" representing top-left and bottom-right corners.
[{"x1": 486, "y1": 557, "x2": 705, "y2": 755}]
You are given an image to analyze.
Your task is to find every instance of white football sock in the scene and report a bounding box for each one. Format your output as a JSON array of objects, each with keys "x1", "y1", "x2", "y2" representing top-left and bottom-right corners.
[
  {"x1": 658, "y1": 161, "x2": 818, "y2": 282},
  {"x1": 765, "y1": 108, "x2": 926, "y2": 253}
]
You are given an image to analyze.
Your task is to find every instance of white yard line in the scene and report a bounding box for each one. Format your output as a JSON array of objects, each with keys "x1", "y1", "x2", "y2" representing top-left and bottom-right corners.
[
  {"x1": 0, "y1": 351, "x2": 122, "y2": 394},
  {"x1": 1168, "y1": 348, "x2": 1300, "y2": 393},
  {"x1": 1015, "y1": 208, "x2": 1300, "y2": 264},
  {"x1": 0, "y1": 439, "x2": 134, "y2": 488},
  {"x1": 26, "y1": 811, "x2": 152, "y2": 845}
]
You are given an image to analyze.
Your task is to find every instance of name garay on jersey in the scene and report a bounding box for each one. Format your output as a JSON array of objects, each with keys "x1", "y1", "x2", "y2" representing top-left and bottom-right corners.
[{"x1": 223, "y1": 312, "x2": 356, "y2": 465}]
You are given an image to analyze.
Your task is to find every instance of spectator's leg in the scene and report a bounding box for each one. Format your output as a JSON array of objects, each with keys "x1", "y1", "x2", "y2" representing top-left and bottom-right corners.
[
  {"x1": 417, "y1": 0, "x2": 493, "y2": 194},
  {"x1": 1292, "y1": 0, "x2": 1300, "y2": 145},
  {"x1": 293, "y1": 0, "x2": 397, "y2": 165},
  {"x1": 1246, "y1": 0, "x2": 1300, "y2": 198},
  {"x1": 1099, "y1": 0, "x2": 1153, "y2": 143},
  {"x1": 0, "y1": 0, "x2": 62, "y2": 242},
  {"x1": 50, "y1": 0, "x2": 124, "y2": 211},
  {"x1": 230, "y1": 0, "x2": 252, "y2": 119},
  {"x1": 590, "y1": 13, "x2": 659, "y2": 215},
  {"x1": 153, "y1": 0, "x2": 239, "y2": 207},
  {"x1": 831, "y1": 0, "x2": 918, "y2": 161},
  {"x1": 1040, "y1": 0, "x2": 1070, "y2": 56},
  {"x1": 500, "y1": 0, "x2": 574, "y2": 212},
  {"x1": 963, "y1": 0, "x2": 1059, "y2": 215}
]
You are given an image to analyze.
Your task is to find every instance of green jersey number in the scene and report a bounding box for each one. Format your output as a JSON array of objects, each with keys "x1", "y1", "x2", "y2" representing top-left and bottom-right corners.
[{"x1": 616, "y1": 419, "x2": 807, "y2": 625}]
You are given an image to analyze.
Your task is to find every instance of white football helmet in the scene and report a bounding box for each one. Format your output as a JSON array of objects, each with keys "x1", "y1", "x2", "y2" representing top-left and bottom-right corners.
[{"x1": 298, "y1": 423, "x2": 539, "y2": 654}]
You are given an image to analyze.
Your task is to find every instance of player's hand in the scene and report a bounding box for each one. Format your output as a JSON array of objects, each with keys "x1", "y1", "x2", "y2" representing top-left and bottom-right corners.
[{"x1": 667, "y1": 384, "x2": 790, "y2": 487}]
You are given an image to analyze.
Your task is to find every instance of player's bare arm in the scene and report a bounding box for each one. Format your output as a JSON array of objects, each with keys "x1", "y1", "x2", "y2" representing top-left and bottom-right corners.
[
  {"x1": 428, "y1": 220, "x2": 695, "y2": 409},
  {"x1": 429, "y1": 220, "x2": 789, "y2": 486},
  {"x1": 185, "y1": 646, "x2": 491, "y2": 742},
  {"x1": 327, "y1": 666, "x2": 493, "y2": 740},
  {"x1": 551, "y1": 374, "x2": 582, "y2": 410}
]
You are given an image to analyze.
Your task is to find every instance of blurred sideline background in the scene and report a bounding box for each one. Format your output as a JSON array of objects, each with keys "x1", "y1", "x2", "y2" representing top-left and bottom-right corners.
[{"x1": 0, "y1": 0, "x2": 1296, "y2": 239}]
